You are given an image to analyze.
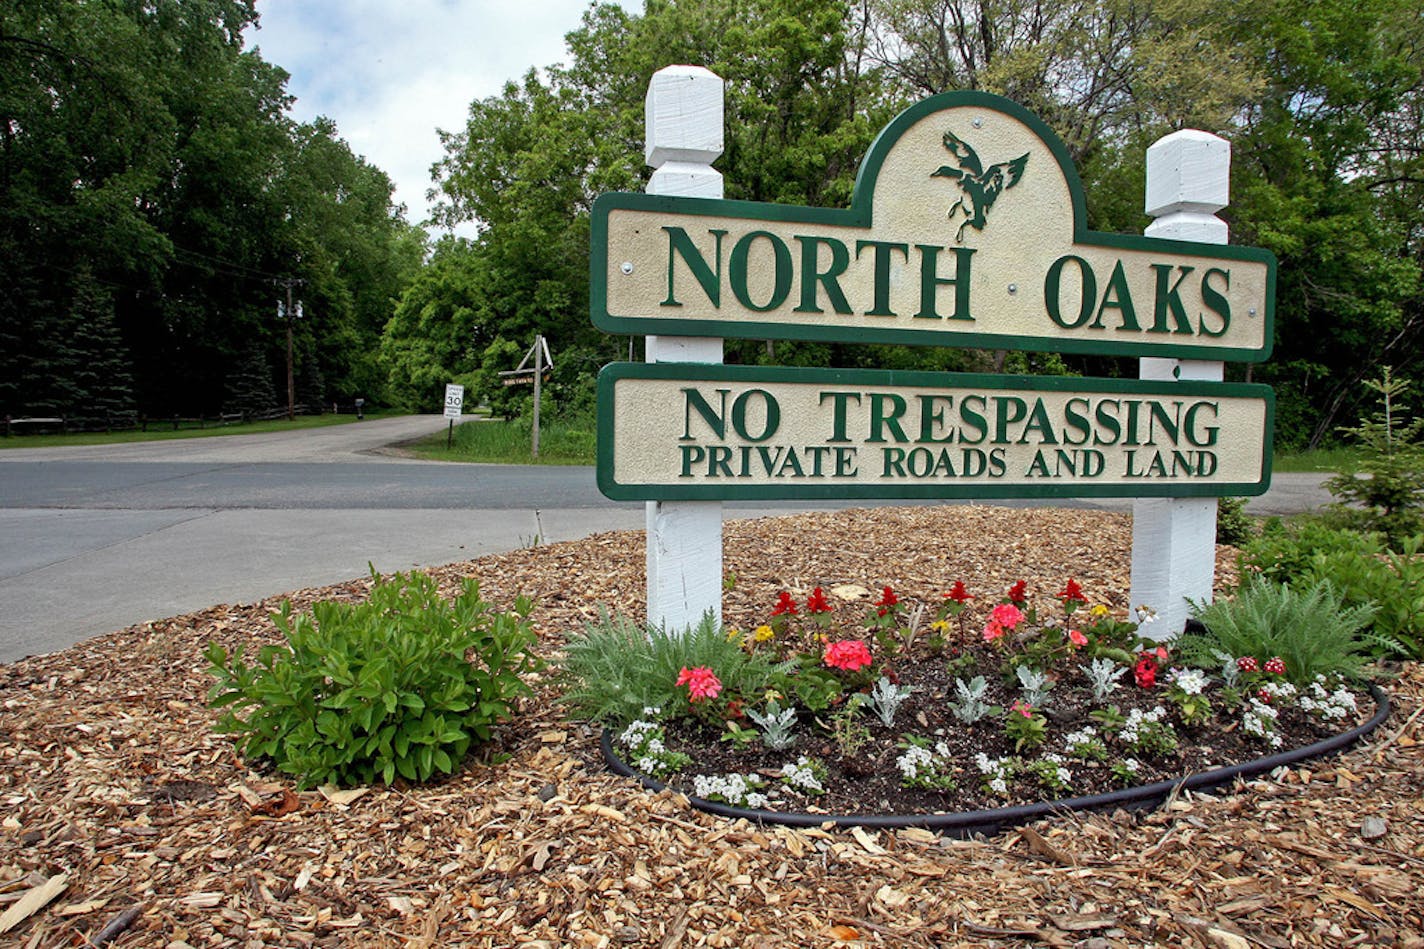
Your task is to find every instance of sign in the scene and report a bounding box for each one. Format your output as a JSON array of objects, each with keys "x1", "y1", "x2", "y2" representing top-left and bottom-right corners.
[
  {"x1": 443, "y1": 383, "x2": 464, "y2": 420},
  {"x1": 591, "y1": 91, "x2": 1275, "y2": 362},
  {"x1": 597, "y1": 363, "x2": 1273, "y2": 502}
]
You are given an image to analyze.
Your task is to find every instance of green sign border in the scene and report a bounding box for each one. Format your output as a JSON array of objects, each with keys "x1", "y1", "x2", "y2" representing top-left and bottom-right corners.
[
  {"x1": 596, "y1": 362, "x2": 1275, "y2": 502},
  {"x1": 591, "y1": 90, "x2": 1276, "y2": 363}
]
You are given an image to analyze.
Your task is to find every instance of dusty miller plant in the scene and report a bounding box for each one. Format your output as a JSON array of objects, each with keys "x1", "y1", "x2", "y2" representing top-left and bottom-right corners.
[
  {"x1": 1014, "y1": 664, "x2": 1054, "y2": 707},
  {"x1": 746, "y1": 699, "x2": 797, "y2": 751},
  {"x1": 866, "y1": 676, "x2": 914, "y2": 727},
  {"x1": 949, "y1": 675, "x2": 992, "y2": 724},
  {"x1": 1083, "y1": 657, "x2": 1125, "y2": 703},
  {"x1": 1214, "y1": 649, "x2": 1242, "y2": 688}
]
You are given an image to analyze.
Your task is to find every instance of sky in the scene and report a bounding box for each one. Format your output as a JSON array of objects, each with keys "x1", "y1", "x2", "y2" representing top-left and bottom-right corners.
[{"x1": 244, "y1": 0, "x2": 615, "y2": 235}]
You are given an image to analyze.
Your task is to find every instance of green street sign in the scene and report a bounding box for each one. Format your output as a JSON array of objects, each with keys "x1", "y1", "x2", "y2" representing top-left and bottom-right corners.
[
  {"x1": 597, "y1": 363, "x2": 1274, "y2": 502},
  {"x1": 591, "y1": 91, "x2": 1275, "y2": 362}
]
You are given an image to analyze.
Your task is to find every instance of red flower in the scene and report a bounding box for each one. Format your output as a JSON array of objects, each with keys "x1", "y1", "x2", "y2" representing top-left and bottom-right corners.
[
  {"x1": 1007, "y1": 580, "x2": 1028, "y2": 604},
  {"x1": 1264, "y1": 656, "x2": 1287, "y2": 676},
  {"x1": 875, "y1": 586, "x2": 899, "y2": 616},
  {"x1": 771, "y1": 591, "x2": 798, "y2": 616},
  {"x1": 1236, "y1": 656, "x2": 1260, "y2": 673},
  {"x1": 675, "y1": 666, "x2": 722, "y2": 702},
  {"x1": 1056, "y1": 578, "x2": 1085, "y2": 603},
  {"x1": 806, "y1": 587, "x2": 834, "y2": 615},
  {"x1": 1134, "y1": 655, "x2": 1158, "y2": 688},
  {"x1": 823, "y1": 639, "x2": 873, "y2": 672},
  {"x1": 1257, "y1": 687, "x2": 1273, "y2": 703},
  {"x1": 944, "y1": 581, "x2": 974, "y2": 604}
]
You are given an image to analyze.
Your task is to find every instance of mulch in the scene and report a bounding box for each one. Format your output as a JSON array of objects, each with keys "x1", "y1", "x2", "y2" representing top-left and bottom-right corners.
[{"x1": 1, "y1": 505, "x2": 1421, "y2": 947}]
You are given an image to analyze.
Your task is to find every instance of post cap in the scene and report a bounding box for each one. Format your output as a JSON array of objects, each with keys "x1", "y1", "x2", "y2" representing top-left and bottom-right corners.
[
  {"x1": 645, "y1": 65, "x2": 724, "y2": 168},
  {"x1": 1145, "y1": 130, "x2": 1230, "y2": 217}
]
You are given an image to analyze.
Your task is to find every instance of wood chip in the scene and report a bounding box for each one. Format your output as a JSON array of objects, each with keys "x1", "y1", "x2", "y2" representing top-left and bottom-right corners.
[{"x1": 0, "y1": 875, "x2": 68, "y2": 934}]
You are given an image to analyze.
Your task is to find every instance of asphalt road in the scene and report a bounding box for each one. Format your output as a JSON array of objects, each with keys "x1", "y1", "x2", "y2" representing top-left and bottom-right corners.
[{"x1": 0, "y1": 415, "x2": 1332, "y2": 663}]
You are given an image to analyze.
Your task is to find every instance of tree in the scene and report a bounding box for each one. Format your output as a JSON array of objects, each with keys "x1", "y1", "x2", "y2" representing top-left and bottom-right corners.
[
  {"x1": 423, "y1": 0, "x2": 897, "y2": 412},
  {"x1": 1227, "y1": 0, "x2": 1423, "y2": 447},
  {"x1": 1, "y1": 0, "x2": 418, "y2": 420}
]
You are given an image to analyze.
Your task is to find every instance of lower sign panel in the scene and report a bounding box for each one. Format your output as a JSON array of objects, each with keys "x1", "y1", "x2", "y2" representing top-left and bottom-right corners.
[{"x1": 596, "y1": 363, "x2": 1273, "y2": 502}]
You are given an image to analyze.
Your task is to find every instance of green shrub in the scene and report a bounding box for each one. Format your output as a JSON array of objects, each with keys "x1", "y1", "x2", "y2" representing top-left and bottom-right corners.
[
  {"x1": 1302, "y1": 535, "x2": 1424, "y2": 658},
  {"x1": 557, "y1": 611, "x2": 782, "y2": 725},
  {"x1": 206, "y1": 571, "x2": 539, "y2": 788},
  {"x1": 1238, "y1": 516, "x2": 1383, "y2": 585},
  {"x1": 1180, "y1": 577, "x2": 1375, "y2": 684},
  {"x1": 1216, "y1": 497, "x2": 1254, "y2": 547}
]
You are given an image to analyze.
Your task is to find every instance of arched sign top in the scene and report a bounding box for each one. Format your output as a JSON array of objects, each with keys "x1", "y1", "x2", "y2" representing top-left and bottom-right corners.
[
  {"x1": 850, "y1": 90, "x2": 1088, "y2": 244},
  {"x1": 591, "y1": 91, "x2": 1275, "y2": 362}
]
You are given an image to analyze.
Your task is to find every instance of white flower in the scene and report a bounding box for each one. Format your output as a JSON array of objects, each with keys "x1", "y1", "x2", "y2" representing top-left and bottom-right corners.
[{"x1": 1171, "y1": 668, "x2": 1209, "y2": 695}]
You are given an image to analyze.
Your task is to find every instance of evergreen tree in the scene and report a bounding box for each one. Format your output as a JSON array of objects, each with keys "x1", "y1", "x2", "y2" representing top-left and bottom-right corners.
[
  {"x1": 226, "y1": 343, "x2": 279, "y2": 419},
  {"x1": 65, "y1": 270, "x2": 136, "y2": 426}
]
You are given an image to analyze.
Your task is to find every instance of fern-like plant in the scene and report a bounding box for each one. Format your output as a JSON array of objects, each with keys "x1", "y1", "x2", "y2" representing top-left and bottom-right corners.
[{"x1": 1181, "y1": 577, "x2": 1376, "y2": 684}]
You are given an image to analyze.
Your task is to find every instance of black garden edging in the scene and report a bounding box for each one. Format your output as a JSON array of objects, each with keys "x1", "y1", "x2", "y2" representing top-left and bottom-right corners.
[{"x1": 602, "y1": 685, "x2": 1391, "y2": 836}]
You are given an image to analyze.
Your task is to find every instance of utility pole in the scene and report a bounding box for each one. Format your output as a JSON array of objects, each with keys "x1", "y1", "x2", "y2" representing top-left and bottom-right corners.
[{"x1": 279, "y1": 278, "x2": 303, "y2": 421}]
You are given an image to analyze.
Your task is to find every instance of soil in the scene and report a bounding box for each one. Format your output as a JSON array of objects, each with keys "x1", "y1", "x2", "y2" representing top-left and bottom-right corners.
[
  {"x1": 2, "y1": 504, "x2": 1422, "y2": 947},
  {"x1": 645, "y1": 649, "x2": 1375, "y2": 817}
]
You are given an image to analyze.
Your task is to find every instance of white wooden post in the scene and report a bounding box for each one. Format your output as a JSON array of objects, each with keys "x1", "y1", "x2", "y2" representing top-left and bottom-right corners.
[
  {"x1": 644, "y1": 65, "x2": 725, "y2": 633},
  {"x1": 1130, "y1": 131, "x2": 1230, "y2": 638}
]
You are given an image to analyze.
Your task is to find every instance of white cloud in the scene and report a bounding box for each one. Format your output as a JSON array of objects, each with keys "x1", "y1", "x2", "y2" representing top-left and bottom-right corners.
[{"x1": 246, "y1": 0, "x2": 605, "y2": 235}]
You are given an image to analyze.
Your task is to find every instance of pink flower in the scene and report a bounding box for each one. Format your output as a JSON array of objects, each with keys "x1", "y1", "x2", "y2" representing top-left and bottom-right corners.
[
  {"x1": 1068, "y1": 629, "x2": 1088, "y2": 648},
  {"x1": 823, "y1": 639, "x2": 873, "y2": 672},
  {"x1": 1010, "y1": 700, "x2": 1034, "y2": 718},
  {"x1": 675, "y1": 666, "x2": 722, "y2": 702},
  {"x1": 983, "y1": 603, "x2": 1025, "y2": 643},
  {"x1": 991, "y1": 603, "x2": 1025, "y2": 629}
]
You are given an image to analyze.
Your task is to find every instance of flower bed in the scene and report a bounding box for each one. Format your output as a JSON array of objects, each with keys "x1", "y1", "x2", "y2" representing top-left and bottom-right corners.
[{"x1": 577, "y1": 578, "x2": 1391, "y2": 832}]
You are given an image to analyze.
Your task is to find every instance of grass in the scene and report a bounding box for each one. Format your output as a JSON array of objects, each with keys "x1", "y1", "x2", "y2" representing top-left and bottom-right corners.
[
  {"x1": 408, "y1": 413, "x2": 596, "y2": 465},
  {"x1": 0, "y1": 411, "x2": 395, "y2": 449},
  {"x1": 1272, "y1": 446, "x2": 1363, "y2": 473}
]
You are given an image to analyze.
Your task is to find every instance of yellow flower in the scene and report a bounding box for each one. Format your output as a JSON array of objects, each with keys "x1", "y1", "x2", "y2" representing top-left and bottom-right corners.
[
  {"x1": 930, "y1": 619, "x2": 951, "y2": 634},
  {"x1": 1090, "y1": 604, "x2": 1109, "y2": 617},
  {"x1": 725, "y1": 626, "x2": 742, "y2": 643},
  {"x1": 753, "y1": 624, "x2": 775, "y2": 642}
]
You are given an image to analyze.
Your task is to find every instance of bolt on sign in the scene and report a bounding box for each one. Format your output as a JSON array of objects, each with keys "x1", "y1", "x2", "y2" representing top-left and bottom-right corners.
[
  {"x1": 598, "y1": 363, "x2": 1273, "y2": 501},
  {"x1": 592, "y1": 91, "x2": 1275, "y2": 362}
]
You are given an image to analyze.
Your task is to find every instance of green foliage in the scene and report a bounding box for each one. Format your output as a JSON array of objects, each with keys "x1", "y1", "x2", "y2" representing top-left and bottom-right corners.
[
  {"x1": 205, "y1": 571, "x2": 539, "y2": 788},
  {"x1": 1300, "y1": 536, "x2": 1424, "y2": 659},
  {"x1": 1181, "y1": 577, "x2": 1376, "y2": 684},
  {"x1": 1216, "y1": 497, "x2": 1254, "y2": 547},
  {"x1": 1325, "y1": 368, "x2": 1424, "y2": 547},
  {"x1": 557, "y1": 611, "x2": 781, "y2": 725},
  {"x1": 1238, "y1": 517, "x2": 1384, "y2": 585}
]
